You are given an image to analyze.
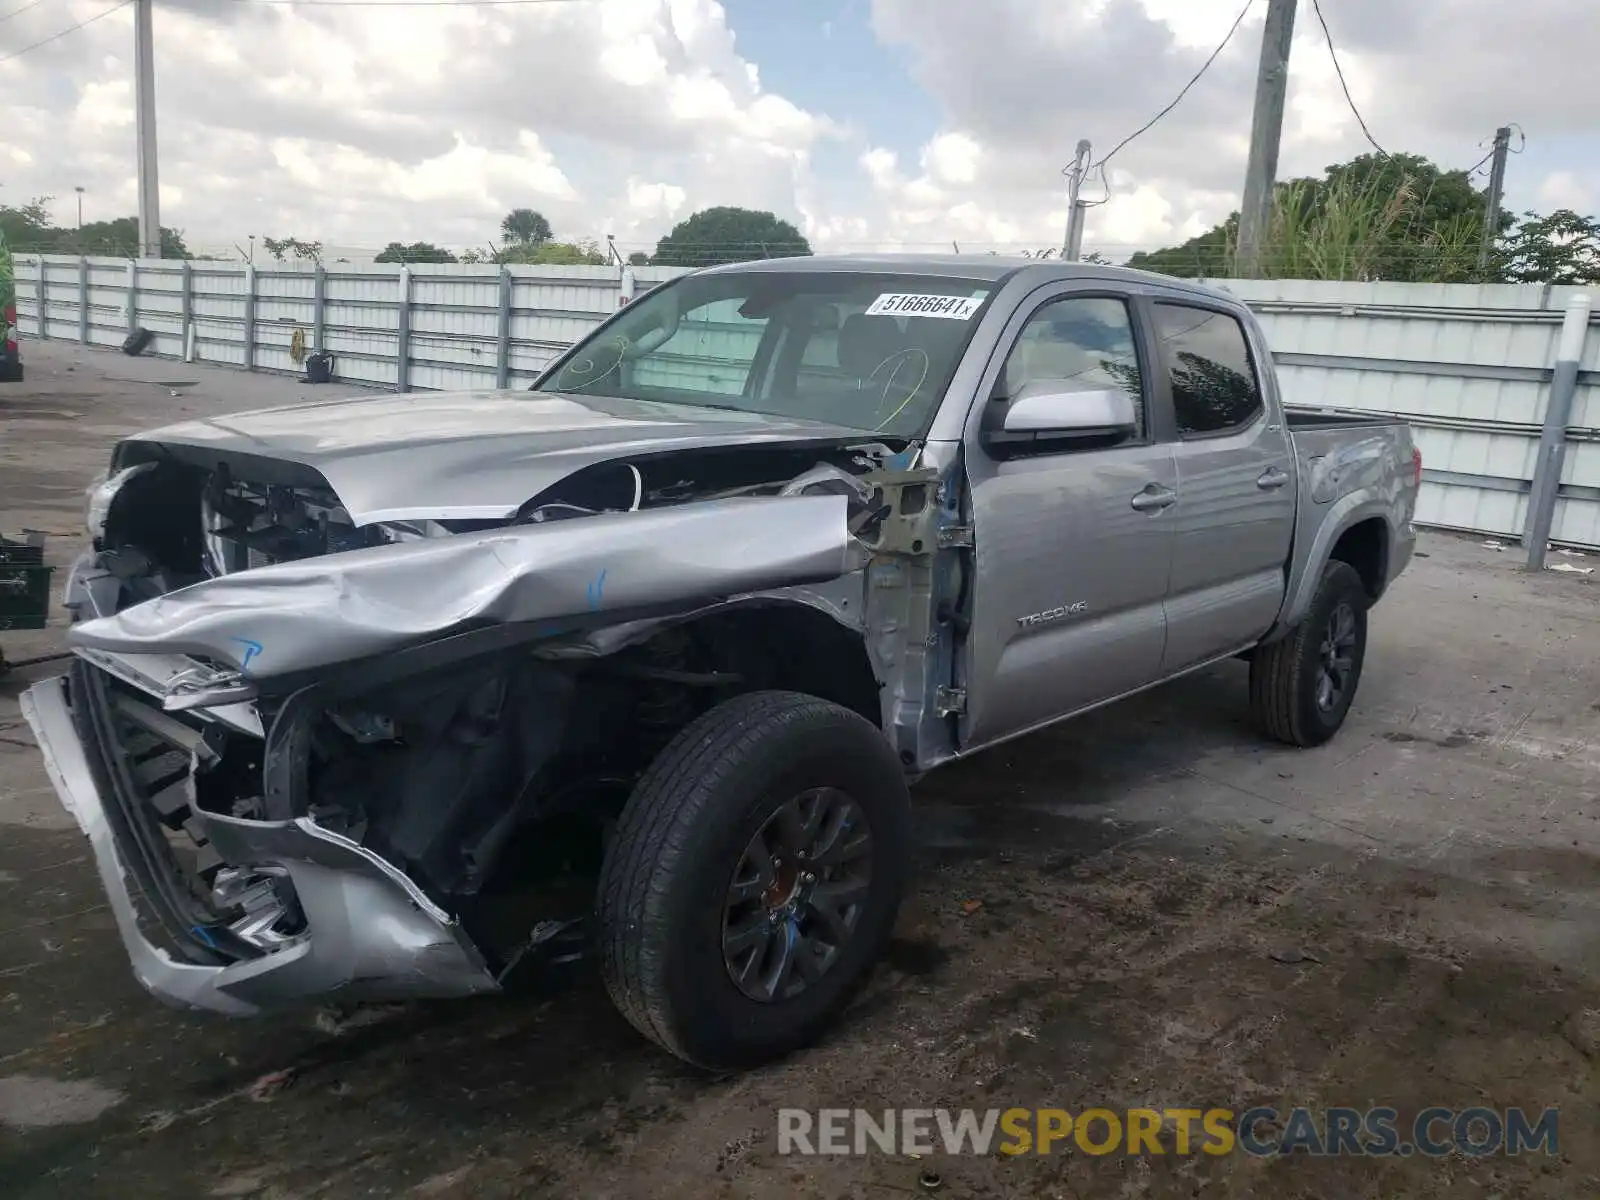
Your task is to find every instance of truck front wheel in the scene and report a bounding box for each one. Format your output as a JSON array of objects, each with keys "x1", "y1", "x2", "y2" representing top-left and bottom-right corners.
[
  {"x1": 1250, "y1": 559, "x2": 1369, "y2": 747},
  {"x1": 596, "y1": 690, "x2": 912, "y2": 1068}
]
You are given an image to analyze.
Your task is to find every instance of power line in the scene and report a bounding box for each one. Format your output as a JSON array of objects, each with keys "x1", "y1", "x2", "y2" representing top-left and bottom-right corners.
[
  {"x1": 1088, "y1": 0, "x2": 1257, "y2": 177},
  {"x1": 1309, "y1": 0, "x2": 1386, "y2": 157},
  {"x1": 0, "y1": 0, "x2": 56, "y2": 25},
  {"x1": 0, "y1": 0, "x2": 130, "y2": 63}
]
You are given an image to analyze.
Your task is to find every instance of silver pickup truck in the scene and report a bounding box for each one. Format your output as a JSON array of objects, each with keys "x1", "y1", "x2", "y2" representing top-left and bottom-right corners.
[{"x1": 21, "y1": 256, "x2": 1418, "y2": 1069}]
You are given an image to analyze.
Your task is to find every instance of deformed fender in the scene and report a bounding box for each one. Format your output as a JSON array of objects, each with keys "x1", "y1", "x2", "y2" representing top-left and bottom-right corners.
[
  {"x1": 67, "y1": 495, "x2": 866, "y2": 679},
  {"x1": 1269, "y1": 492, "x2": 1396, "y2": 639}
]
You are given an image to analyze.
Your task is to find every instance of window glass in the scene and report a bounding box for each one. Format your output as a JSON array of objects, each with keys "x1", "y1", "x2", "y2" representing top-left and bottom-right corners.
[
  {"x1": 536, "y1": 273, "x2": 994, "y2": 437},
  {"x1": 1153, "y1": 304, "x2": 1264, "y2": 436},
  {"x1": 632, "y1": 298, "x2": 764, "y2": 397},
  {"x1": 999, "y1": 296, "x2": 1144, "y2": 437}
]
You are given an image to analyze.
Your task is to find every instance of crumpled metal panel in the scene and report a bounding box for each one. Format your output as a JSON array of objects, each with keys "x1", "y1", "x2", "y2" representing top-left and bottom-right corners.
[
  {"x1": 20, "y1": 676, "x2": 497, "y2": 1016},
  {"x1": 68, "y1": 494, "x2": 864, "y2": 678},
  {"x1": 118, "y1": 389, "x2": 872, "y2": 525}
]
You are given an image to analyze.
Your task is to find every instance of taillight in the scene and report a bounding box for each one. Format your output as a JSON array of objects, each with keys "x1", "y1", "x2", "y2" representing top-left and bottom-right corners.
[{"x1": 1411, "y1": 446, "x2": 1423, "y2": 489}]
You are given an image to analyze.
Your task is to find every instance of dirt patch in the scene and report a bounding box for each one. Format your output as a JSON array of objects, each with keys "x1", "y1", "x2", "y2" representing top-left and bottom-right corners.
[
  {"x1": 4, "y1": 832, "x2": 1593, "y2": 1198},
  {"x1": 0, "y1": 351, "x2": 1594, "y2": 1199},
  {"x1": 0, "y1": 1076, "x2": 124, "y2": 1130}
]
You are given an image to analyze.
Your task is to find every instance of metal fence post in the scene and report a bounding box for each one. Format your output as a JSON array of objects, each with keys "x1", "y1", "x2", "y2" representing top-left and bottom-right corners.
[
  {"x1": 78, "y1": 257, "x2": 89, "y2": 344},
  {"x1": 242, "y1": 264, "x2": 257, "y2": 371},
  {"x1": 180, "y1": 260, "x2": 193, "y2": 361},
  {"x1": 312, "y1": 264, "x2": 327, "y2": 353},
  {"x1": 126, "y1": 259, "x2": 139, "y2": 336},
  {"x1": 396, "y1": 264, "x2": 412, "y2": 393},
  {"x1": 495, "y1": 265, "x2": 512, "y2": 389},
  {"x1": 34, "y1": 257, "x2": 48, "y2": 340},
  {"x1": 1523, "y1": 293, "x2": 1594, "y2": 570}
]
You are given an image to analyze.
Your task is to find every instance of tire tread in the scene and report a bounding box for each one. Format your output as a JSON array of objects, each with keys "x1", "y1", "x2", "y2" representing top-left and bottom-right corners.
[
  {"x1": 1251, "y1": 560, "x2": 1366, "y2": 748},
  {"x1": 596, "y1": 690, "x2": 891, "y2": 1064}
]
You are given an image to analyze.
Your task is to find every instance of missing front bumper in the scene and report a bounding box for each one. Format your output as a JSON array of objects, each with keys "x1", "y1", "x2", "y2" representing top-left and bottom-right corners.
[{"x1": 21, "y1": 674, "x2": 499, "y2": 1016}]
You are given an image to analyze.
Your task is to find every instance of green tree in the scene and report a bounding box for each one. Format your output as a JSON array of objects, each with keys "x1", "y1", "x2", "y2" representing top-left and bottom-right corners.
[
  {"x1": 1, "y1": 201, "x2": 190, "y2": 258},
  {"x1": 651, "y1": 206, "x2": 810, "y2": 267},
  {"x1": 0, "y1": 198, "x2": 55, "y2": 252},
  {"x1": 0, "y1": 228, "x2": 13, "y2": 318},
  {"x1": 1496, "y1": 209, "x2": 1600, "y2": 285},
  {"x1": 262, "y1": 236, "x2": 324, "y2": 265},
  {"x1": 1126, "y1": 219, "x2": 1236, "y2": 277},
  {"x1": 61, "y1": 216, "x2": 189, "y2": 258},
  {"x1": 500, "y1": 208, "x2": 553, "y2": 247},
  {"x1": 499, "y1": 239, "x2": 607, "y2": 266},
  {"x1": 374, "y1": 241, "x2": 457, "y2": 264},
  {"x1": 1128, "y1": 152, "x2": 1504, "y2": 283},
  {"x1": 626, "y1": 251, "x2": 651, "y2": 266}
]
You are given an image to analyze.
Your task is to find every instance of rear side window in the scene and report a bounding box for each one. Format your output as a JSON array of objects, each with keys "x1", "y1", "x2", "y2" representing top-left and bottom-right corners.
[{"x1": 1153, "y1": 304, "x2": 1263, "y2": 436}]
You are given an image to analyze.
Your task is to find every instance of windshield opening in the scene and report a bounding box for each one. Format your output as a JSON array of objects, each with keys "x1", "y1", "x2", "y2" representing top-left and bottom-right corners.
[{"x1": 531, "y1": 271, "x2": 996, "y2": 438}]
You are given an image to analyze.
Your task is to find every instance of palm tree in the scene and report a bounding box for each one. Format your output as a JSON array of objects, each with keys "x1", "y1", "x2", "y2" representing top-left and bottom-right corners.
[{"x1": 501, "y1": 209, "x2": 552, "y2": 247}]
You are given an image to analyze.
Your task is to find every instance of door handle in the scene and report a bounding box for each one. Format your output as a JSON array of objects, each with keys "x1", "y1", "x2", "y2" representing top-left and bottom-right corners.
[
  {"x1": 1257, "y1": 467, "x2": 1290, "y2": 490},
  {"x1": 1130, "y1": 484, "x2": 1177, "y2": 512}
]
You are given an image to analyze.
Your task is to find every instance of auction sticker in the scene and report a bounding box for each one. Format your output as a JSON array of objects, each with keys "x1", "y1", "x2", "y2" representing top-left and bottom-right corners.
[{"x1": 866, "y1": 293, "x2": 983, "y2": 320}]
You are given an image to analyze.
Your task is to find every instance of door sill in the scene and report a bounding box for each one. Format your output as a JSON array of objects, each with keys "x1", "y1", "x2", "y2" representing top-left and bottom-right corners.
[{"x1": 953, "y1": 640, "x2": 1260, "y2": 762}]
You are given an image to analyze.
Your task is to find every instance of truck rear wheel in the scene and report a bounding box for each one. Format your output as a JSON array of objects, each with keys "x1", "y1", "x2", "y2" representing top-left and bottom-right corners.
[
  {"x1": 1250, "y1": 560, "x2": 1369, "y2": 748},
  {"x1": 596, "y1": 690, "x2": 911, "y2": 1069}
]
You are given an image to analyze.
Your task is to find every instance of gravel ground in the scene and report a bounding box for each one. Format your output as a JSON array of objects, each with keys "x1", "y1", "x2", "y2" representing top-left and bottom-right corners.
[{"x1": 2, "y1": 342, "x2": 1598, "y2": 1199}]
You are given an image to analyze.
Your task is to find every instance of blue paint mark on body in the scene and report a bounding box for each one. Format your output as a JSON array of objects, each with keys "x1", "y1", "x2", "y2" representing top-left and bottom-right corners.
[
  {"x1": 229, "y1": 637, "x2": 264, "y2": 671},
  {"x1": 586, "y1": 569, "x2": 608, "y2": 611}
]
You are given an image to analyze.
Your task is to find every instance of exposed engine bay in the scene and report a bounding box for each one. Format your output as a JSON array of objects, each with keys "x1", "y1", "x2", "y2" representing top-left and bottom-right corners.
[
  {"x1": 106, "y1": 442, "x2": 898, "y2": 581},
  {"x1": 69, "y1": 434, "x2": 956, "y2": 986}
]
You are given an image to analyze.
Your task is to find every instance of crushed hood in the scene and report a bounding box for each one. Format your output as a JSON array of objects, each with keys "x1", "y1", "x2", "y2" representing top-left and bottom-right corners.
[
  {"x1": 114, "y1": 389, "x2": 877, "y2": 526},
  {"x1": 69, "y1": 494, "x2": 866, "y2": 679}
]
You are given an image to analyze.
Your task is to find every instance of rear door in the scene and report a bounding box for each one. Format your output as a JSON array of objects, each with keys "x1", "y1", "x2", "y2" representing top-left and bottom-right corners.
[
  {"x1": 959, "y1": 284, "x2": 1177, "y2": 748},
  {"x1": 1151, "y1": 300, "x2": 1296, "y2": 672}
]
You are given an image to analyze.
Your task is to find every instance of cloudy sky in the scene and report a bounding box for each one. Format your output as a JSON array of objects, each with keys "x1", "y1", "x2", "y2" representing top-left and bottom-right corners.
[{"x1": 2, "y1": 0, "x2": 1595, "y2": 261}]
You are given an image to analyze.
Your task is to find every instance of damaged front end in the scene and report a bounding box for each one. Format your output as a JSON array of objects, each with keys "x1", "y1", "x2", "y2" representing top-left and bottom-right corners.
[{"x1": 23, "y1": 447, "x2": 959, "y2": 1017}]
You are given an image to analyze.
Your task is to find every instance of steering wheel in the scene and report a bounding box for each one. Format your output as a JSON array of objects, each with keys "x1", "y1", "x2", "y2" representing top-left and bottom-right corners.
[
  {"x1": 551, "y1": 335, "x2": 629, "y2": 392},
  {"x1": 865, "y1": 348, "x2": 931, "y2": 431}
]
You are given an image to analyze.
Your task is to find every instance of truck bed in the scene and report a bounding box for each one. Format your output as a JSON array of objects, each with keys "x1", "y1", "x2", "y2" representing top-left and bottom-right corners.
[{"x1": 1284, "y1": 406, "x2": 1404, "y2": 431}]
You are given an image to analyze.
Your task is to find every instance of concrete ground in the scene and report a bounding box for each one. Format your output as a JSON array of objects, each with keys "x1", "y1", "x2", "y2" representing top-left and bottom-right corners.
[{"x1": 2, "y1": 341, "x2": 1599, "y2": 1199}]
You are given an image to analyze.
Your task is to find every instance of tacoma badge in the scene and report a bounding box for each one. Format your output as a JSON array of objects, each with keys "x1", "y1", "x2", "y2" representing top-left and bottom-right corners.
[{"x1": 1017, "y1": 601, "x2": 1089, "y2": 629}]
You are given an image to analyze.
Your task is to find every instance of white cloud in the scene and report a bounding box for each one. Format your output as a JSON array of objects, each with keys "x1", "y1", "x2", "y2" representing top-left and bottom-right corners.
[
  {"x1": 922, "y1": 133, "x2": 982, "y2": 188},
  {"x1": 856, "y1": 0, "x2": 1600, "y2": 256},
  {"x1": 1, "y1": 0, "x2": 1595, "y2": 265},
  {"x1": 0, "y1": 0, "x2": 841, "y2": 258},
  {"x1": 1536, "y1": 171, "x2": 1596, "y2": 215}
]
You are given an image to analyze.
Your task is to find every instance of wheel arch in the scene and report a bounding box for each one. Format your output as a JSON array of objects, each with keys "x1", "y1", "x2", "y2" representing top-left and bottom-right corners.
[
  {"x1": 1270, "y1": 496, "x2": 1397, "y2": 639},
  {"x1": 631, "y1": 596, "x2": 884, "y2": 730}
]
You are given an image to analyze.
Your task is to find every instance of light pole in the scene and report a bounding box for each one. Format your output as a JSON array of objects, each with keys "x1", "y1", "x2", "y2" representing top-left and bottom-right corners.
[
  {"x1": 1237, "y1": 0, "x2": 1298, "y2": 277},
  {"x1": 134, "y1": 0, "x2": 162, "y2": 258},
  {"x1": 75, "y1": 187, "x2": 85, "y2": 229},
  {"x1": 1062, "y1": 139, "x2": 1091, "y2": 261}
]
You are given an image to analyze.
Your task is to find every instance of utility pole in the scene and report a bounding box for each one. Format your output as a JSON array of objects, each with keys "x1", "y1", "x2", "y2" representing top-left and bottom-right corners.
[
  {"x1": 134, "y1": 0, "x2": 162, "y2": 258},
  {"x1": 1062, "y1": 139, "x2": 1091, "y2": 261},
  {"x1": 1236, "y1": 0, "x2": 1297, "y2": 277},
  {"x1": 75, "y1": 186, "x2": 85, "y2": 230},
  {"x1": 1477, "y1": 125, "x2": 1512, "y2": 275}
]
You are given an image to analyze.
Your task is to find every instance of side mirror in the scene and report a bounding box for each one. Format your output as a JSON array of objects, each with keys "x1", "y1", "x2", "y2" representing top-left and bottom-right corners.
[{"x1": 989, "y1": 382, "x2": 1138, "y2": 444}]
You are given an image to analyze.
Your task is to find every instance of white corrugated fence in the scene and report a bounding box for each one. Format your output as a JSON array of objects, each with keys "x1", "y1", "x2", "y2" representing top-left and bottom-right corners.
[{"x1": 11, "y1": 255, "x2": 1598, "y2": 551}]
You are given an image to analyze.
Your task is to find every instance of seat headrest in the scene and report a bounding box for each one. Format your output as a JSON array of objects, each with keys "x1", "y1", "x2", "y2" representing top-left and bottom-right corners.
[{"x1": 837, "y1": 313, "x2": 905, "y2": 377}]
